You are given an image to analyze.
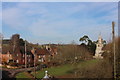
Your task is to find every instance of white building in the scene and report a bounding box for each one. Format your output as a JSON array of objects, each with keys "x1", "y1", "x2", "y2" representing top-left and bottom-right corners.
[{"x1": 93, "y1": 34, "x2": 104, "y2": 59}]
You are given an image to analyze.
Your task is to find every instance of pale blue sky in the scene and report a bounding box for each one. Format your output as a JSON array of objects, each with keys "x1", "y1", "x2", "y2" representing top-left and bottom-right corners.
[{"x1": 2, "y1": 2, "x2": 118, "y2": 44}]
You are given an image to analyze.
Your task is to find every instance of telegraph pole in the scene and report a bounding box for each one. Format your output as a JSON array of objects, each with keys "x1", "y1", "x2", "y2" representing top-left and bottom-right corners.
[
  {"x1": 33, "y1": 48, "x2": 36, "y2": 79},
  {"x1": 112, "y1": 21, "x2": 116, "y2": 79},
  {"x1": 25, "y1": 40, "x2": 27, "y2": 68}
]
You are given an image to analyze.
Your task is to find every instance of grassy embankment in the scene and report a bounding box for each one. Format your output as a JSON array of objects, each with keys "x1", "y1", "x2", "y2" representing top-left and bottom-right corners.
[{"x1": 16, "y1": 59, "x2": 100, "y2": 78}]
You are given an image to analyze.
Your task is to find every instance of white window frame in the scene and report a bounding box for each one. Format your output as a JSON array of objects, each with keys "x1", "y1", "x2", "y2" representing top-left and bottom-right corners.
[
  {"x1": 29, "y1": 59, "x2": 30, "y2": 62},
  {"x1": 23, "y1": 54, "x2": 24, "y2": 57},
  {"x1": 16, "y1": 59, "x2": 19, "y2": 63},
  {"x1": 43, "y1": 55, "x2": 45, "y2": 57},
  {"x1": 17, "y1": 54, "x2": 18, "y2": 56}
]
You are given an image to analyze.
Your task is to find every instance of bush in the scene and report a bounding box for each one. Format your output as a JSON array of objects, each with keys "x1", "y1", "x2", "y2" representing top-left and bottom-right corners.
[
  {"x1": 55, "y1": 45, "x2": 92, "y2": 64},
  {"x1": 74, "y1": 60, "x2": 113, "y2": 78}
]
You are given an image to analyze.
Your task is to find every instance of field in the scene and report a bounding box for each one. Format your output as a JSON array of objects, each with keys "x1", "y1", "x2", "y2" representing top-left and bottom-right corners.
[
  {"x1": 16, "y1": 72, "x2": 29, "y2": 78},
  {"x1": 16, "y1": 59, "x2": 101, "y2": 78}
]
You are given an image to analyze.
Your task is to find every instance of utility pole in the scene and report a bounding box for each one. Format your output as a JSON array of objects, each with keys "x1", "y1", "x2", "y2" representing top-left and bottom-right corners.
[
  {"x1": 25, "y1": 40, "x2": 27, "y2": 68},
  {"x1": 34, "y1": 48, "x2": 36, "y2": 79},
  {"x1": 112, "y1": 21, "x2": 116, "y2": 79},
  {"x1": 13, "y1": 41, "x2": 15, "y2": 63}
]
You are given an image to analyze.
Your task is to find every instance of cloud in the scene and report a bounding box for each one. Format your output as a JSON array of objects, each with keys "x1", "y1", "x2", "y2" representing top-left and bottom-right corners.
[
  {"x1": 2, "y1": 3, "x2": 48, "y2": 30},
  {"x1": 3, "y1": 8, "x2": 22, "y2": 28},
  {"x1": 29, "y1": 19, "x2": 78, "y2": 38},
  {"x1": 2, "y1": 2, "x2": 118, "y2": 44}
]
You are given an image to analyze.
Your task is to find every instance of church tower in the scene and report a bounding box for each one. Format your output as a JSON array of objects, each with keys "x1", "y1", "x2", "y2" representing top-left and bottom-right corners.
[{"x1": 93, "y1": 34, "x2": 104, "y2": 59}]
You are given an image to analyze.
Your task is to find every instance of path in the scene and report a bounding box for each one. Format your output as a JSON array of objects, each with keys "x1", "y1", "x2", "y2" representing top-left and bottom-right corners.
[{"x1": 0, "y1": 67, "x2": 33, "y2": 78}]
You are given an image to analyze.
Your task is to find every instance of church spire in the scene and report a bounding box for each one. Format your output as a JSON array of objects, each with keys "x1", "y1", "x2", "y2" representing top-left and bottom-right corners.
[
  {"x1": 98, "y1": 32, "x2": 102, "y2": 39},
  {"x1": 98, "y1": 33, "x2": 103, "y2": 44}
]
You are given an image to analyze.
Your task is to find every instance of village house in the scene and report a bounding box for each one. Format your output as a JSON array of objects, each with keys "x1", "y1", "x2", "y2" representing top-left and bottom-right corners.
[
  {"x1": 1, "y1": 46, "x2": 57, "y2": 67},
  {"x1": 1, "y1": 34, "x2": 58, "y2": 67},
  {"x1": 31, "y1": 46, "x2": 58, "y2": 64},
  {"x1": 1, "y1": 51, "x2": 12, "y2": 63},
  {"x1": 25, "y1": 51, "x2": 34, "y2": 67},
  {"x1": 1, "y1": 45, "x2": 34, "y2": 66},
  {"x1": 35, "y1": 48, "x2": 51, "y2": 63},
  {"x1": 1, "y1": 34, "x2": 34, "y2": 66},
  {"x1": 12, "y1": 49, "x2": 34, "y2": 66}
]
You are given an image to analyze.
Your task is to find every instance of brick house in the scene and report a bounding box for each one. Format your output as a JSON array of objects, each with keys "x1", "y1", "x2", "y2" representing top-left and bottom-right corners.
[
  {"x1": 0, "y1": 51, "x2": 12, "y2": 64},
  {"x1": 1, "y1": 47, "x2": 57, "y2": 66},
  {"x1": 32, "y1": 48, "x2": 51, "y2": 64},
  {"x1": 1, "y1": 34, "x2": 58, "y2": 67},
  {"x1": 31, "y1": 46, "x2": 58, "y2": 64},
  {"x1": 2, "y1": 47, "x2": 34, "y2": 67},
  {"x1": 25, "y1": 51, "x2": 34, "y2": 67},
  {"x1": 1, "y1": 45, "x2": 13, "y2": 64},
  {"x1": 49, "y1": 47, "x2": 58, "y2": 56}
]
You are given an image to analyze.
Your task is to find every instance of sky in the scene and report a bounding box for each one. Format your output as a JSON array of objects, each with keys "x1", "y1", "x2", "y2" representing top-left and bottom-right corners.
[
  {"x1": 2, "y1": 0, "x2": 120, "y2": 2},
  {"x1": 1, "y1": 2, "x2": 118, "y2": 44}
]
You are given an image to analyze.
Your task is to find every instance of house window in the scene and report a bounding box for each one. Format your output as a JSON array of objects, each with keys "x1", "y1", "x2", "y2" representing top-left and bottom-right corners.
[
  {"x1": 23, "y1": 55, "x2": 24, "y2": 57},
  {"x1": 16, "y1": 60, "x2": 19, "y2": 63},
  {"x1": 7, "y1": 60, "x2": 9, "y2": 63},
  {"x1": 39, "y1": 55, "x2": 41, "y2": 58},
  {"x1": 56, "y1": 52, "x2": 58, "y2": 54},
  {"x1": 38, "y1": 58, "x2": 44, "y2": 62},
  {"x1": 38, "y1": 59, "x2": 41, "y2": 62},
  {"x1": 41, "y1": 58, "x2": 44, "y2": 62},
  {"x1": 43, "y1": 55, "x2": 45, "y2": 57},
  {"x1": 29, "y1": 59, "x2": 30, "y2": 62}
]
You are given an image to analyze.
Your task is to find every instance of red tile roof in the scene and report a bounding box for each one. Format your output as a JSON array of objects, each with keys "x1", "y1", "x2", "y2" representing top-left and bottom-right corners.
[{"x1": 35, "y1": 49, "x2": 50, "y2": 55}]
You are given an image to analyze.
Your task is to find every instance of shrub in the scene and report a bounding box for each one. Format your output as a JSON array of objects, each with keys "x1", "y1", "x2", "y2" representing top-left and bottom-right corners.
[{"x1": 74, "y1": 60, "x2": 113, "y2": 78}]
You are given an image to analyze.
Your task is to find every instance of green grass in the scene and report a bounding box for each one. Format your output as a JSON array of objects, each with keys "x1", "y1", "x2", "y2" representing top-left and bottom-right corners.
[
  {"x1": 33, "y1": 59, "x2": 99, "y2": 78},
  {"x1": 16, "y1": 72, "x2": 30, "y2": 78},
  {"x1": 33, "y1": 64, "x2": 74, "y2": 78},
  {"x1": 16, "y1": 59, "x2": 100, "y2": 78},
  {"x1": 77, "y1": 59, "x2": 100, "y2": 67}
]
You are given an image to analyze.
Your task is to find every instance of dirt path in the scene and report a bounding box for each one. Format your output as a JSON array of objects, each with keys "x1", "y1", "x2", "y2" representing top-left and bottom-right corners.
[{"x1": 0, "y1": 67, "x2": 33, "y2": 78}]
